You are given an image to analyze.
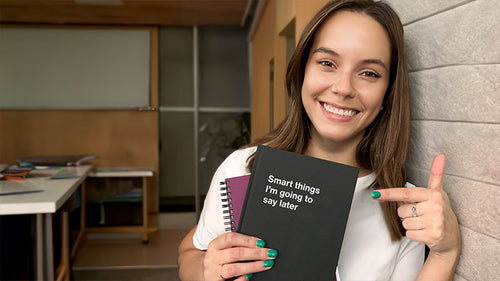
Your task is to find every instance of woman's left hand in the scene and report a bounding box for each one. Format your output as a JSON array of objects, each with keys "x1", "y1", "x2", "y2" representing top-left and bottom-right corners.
[{"x1": 373, "y1": 155, "x2": 461, "y2": 259}]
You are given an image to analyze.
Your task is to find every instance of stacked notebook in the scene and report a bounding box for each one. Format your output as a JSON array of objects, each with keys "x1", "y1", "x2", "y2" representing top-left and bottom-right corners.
[
  {"x1": 1, "y1": 166, "x2": 33, "y2": 180},
  {"x1": 220, "y1": 174, "x2": 251, "y2": 232},
  {"x1": 219, "y1": 145, "x2": 359, "y2": 281}
]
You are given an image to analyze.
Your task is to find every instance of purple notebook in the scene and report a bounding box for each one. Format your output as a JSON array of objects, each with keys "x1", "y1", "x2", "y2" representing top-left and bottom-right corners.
[{"x1": 220, "y1": 174, "x2": 251, "y2": 232}]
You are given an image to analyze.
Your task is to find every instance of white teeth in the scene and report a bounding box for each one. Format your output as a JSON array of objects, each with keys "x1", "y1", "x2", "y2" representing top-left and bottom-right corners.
[{"x1": 323, "y1": 103, "x2": 357, "y2": 117}]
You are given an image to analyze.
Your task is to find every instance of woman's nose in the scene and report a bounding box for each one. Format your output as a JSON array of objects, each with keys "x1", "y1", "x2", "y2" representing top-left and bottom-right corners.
[{"x1": 330, "y1": 71, "x2": 354, "y2": 98}]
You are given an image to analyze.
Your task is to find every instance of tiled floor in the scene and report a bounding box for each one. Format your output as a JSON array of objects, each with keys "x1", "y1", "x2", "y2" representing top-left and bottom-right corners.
[{"x1": 72, "y1": 228, "x2": 191, "y2": 281}]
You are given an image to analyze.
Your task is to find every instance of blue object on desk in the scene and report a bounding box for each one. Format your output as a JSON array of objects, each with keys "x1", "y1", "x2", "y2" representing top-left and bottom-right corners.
[{"x1": 51, "y1": 173, "x2": 80, "y2": 179}]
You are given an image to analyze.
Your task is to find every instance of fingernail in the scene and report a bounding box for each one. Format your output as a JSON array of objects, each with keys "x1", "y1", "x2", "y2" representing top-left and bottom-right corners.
[
  {"x1": 246, "y1": 273, "x2": 253, "y2": 279},
  {"x1": 371, "y1": 191, "x2": 381, "y2": 199},
  {"x1": 256, "y1": 240, "x2": 266, "y2": 248},
  {"x1": 267, "y1": 249, "x2": 278, "y2": 258},
  {"x1": 263, "y1": 259, "x2": 274, "y2": 267}
]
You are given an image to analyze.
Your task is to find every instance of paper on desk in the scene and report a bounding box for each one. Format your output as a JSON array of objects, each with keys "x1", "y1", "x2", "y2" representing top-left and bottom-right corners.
[{"x1": 0, "y1": 180, "x2": 43, "y2": 195}]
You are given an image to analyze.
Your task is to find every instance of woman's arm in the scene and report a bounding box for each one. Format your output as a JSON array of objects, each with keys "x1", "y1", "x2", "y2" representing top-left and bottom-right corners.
[
  {"x1": 178, "y1": 226, "x2": 205, "y2": 281},
  {"x1": 416, "y1": 248, "x2": 460, "y2": 281},
  {"x1": 178, "y1": 225, "x2": 277, "y2": 281},
  {"x1": 413, "y1": 155, "x2": 462, "y2": 280},
  {"x1": 375, "y1": 155, "x2": 462, "y2": 281}
]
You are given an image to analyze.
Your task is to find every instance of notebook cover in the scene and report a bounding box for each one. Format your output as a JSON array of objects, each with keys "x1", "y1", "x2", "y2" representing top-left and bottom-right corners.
[
  {"x1": 237, "y1": 145, "x2": 359, "y2": 281},
  {"x1": 220, "y1": 174, "x2": 251, "y2": 231}
]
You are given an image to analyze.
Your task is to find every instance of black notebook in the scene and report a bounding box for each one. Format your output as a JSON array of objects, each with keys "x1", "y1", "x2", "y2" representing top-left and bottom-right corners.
[{"x1": 237, "y1": 145, "x2": 359, "y2": 281}]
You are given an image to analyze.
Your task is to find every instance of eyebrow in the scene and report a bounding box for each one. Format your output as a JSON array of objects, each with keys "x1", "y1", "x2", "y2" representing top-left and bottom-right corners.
[
  {"x1": 312, "y1": 47, "x2": 339, "y2": 57},
  {"x1": 311, "y1": 47, "x2": 388, "y2": 72}
]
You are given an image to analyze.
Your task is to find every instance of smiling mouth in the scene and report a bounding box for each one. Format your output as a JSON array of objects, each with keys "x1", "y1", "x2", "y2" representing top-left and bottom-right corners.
[{"x1": 322, "y1": 103, "x2": 359, "y2": 117}]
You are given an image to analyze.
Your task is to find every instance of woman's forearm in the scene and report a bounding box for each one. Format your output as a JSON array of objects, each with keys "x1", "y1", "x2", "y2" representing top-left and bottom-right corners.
[
  {"x1": 178, "y1": 226, "x2": 205, "y2": 281},
  {"x1": 178, "y1": 249, "x2": 205, "y2": 281},
  {"x1": 415, "y1": 249, "x2": 460, "y2": 281}
]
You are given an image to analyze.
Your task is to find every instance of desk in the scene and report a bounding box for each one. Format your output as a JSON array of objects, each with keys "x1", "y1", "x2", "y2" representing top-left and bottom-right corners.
[{"x1": 0, "y1": 165, "x2": 91, "y2": 281}]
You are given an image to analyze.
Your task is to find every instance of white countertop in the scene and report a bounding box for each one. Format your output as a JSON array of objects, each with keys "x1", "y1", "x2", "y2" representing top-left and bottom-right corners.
[{"x1": 0, "y1": 165, "x2": 91, "y2": 215}]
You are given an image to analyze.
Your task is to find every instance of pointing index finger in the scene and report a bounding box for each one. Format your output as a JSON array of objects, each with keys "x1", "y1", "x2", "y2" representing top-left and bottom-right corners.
[{"x1": 372, "y1": 187, "x2": 430, "y2": 203}]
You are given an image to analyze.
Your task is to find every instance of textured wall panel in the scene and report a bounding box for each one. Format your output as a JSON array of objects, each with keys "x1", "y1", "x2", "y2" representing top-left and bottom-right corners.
[
  {"x1": 404, "y1": 0, "x2": 500, "y2": 71},
  {"x1": 407, "y1": 168, "x2": 500, "y2": 239},
  {"x1": 408, "y1": 121, "x2": 500, "y2": 184},
  {"x1": 399, "y1": 0, "x2": 500, "y2": 279},
  {"x1": 455, "y1": 226, "x2": 500, "y2": 281},
  {"x1": 409, "y1": 65, "x2": 500, "y2": 122},
  {"x1": 454, "y1": 273, "x2": 468, "y2": 281},
  {"x1": 384, "y1": 0, "x2": 471, "y2": 25}
]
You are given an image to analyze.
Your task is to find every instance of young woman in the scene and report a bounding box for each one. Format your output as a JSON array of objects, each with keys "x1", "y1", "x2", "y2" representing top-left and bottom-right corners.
[{"x1": 178, "y1": 0, "x2": 461, "y2": 280}]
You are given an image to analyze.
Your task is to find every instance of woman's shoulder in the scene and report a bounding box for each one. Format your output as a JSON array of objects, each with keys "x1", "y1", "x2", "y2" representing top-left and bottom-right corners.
[
  {"x1": 225, "y1": 146, "x2": 257, "y2": 163},
  {"x1": 216, "y1": 146, "x2": 257, "y2": 177},
  {"x1": 359, "y1": 172, "x2": 415, "y2": 189}
]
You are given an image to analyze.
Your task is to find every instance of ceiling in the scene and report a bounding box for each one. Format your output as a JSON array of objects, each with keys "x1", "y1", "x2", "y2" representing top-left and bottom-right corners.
[{"x1": 0, "y1": 0, "x2": 252, "y2": 26}]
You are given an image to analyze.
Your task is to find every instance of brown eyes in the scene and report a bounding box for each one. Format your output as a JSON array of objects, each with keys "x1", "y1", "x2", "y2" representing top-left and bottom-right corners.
[
  {"x1": 360, "y1": 71, "x2": 381, "y2": 78},
  {"x1": 319, "y1": 61, "x2": 335, "y2": 68},
  {"x1": 317, "y1": 61, "x2": 381, "y2": 79}
]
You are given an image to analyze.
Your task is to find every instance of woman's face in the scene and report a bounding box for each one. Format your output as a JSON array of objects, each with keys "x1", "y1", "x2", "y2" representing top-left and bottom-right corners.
[{"x1": 301, "y1": 10, "x2": 391, "y2": 148}]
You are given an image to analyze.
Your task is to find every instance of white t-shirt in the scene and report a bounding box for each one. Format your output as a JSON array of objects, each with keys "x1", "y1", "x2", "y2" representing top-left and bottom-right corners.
[{"x1": 194, "y1": 146, "x2": 424, "y2": 281}]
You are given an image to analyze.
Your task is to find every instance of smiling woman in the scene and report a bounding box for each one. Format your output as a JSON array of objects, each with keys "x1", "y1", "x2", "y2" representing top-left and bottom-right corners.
[
  {"x1": 301, "y1": 10, "x2": 390, "y2": 154},
  {"x1": 178, "y1": 1, "x2": 461, "y2": 281}
]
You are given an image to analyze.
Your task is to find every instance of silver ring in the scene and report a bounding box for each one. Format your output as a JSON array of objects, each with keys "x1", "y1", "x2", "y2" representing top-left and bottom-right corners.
[{"x1": 411, "y1": 203, "x2": 417, "y2": 217}]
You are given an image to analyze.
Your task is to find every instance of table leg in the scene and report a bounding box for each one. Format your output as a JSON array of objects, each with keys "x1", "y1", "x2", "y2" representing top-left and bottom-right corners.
[
  {"x1": 142, "y1": 176, "x2": 149, "y2": 243},
  {"x1": 35, "y1": 213, "x2": 54, "y2": 281},
  {"x1": 45, "y1": 213, "x2": 54, "y2": 281},
  {"x1": 36, "y1": 214, "x2": 44, "y2": 280},
  {"x1": 72, "y1": 182, "x2": 86, "y2": 258}
]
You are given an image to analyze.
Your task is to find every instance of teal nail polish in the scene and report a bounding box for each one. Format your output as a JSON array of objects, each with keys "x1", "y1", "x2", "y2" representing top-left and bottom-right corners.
[
  {"x1": 256, "y1": 240, "x2": 266, "y2": 248},
  {"x1": 263, "y1": 259, "x2": 274, "y2": 267},
  {"x1": 267, "y1": 249, "x2": 278, "y2": 258},
  {"x1": 246, "y1": 273, "x2": 254, "y2": 280},
  {"x1": 371, "y1": 191, "x2": 381, "y2": 199}
]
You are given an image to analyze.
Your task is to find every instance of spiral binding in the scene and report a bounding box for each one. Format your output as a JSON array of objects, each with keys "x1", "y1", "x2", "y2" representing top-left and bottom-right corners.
[{"x1": 220, "y1": 180, "x2": 236, "y2": 231}]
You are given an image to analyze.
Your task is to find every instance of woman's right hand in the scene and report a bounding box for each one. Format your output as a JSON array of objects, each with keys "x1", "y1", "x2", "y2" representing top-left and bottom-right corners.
[{"x1": 203, "y1": 232, "x2": 278, "y2": 281}]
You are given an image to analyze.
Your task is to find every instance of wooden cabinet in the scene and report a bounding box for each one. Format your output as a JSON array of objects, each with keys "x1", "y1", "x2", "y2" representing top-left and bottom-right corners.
[{"x1": 82, "y1": 168, "x2": 157, "y2": 243}]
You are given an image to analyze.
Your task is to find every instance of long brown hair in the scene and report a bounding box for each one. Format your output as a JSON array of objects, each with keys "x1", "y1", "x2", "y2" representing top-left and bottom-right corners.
[{"x1": 246, "y1": 0, "x2": 410, "y2": 241}]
